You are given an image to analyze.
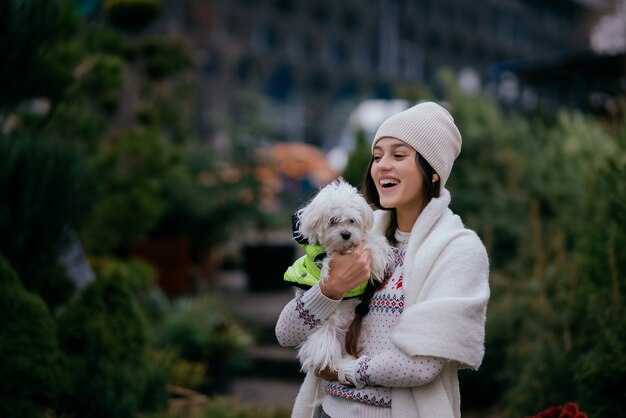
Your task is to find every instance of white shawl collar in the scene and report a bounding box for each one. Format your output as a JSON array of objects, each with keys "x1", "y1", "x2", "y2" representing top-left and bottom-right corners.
[{"x1": 375, "y1": 188, "x2": 490, "y2": 369}]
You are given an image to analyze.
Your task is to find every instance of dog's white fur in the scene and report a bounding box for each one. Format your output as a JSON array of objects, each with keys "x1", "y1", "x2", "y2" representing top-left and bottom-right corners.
[{"x1": 294, "y1": 178, "x2": 395, "y2": 373}]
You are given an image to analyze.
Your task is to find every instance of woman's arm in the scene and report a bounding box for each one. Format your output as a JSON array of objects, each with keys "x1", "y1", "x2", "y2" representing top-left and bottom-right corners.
[
  {"x1": 341, "y1": 348, "x2": 445, "y2": 388},
  {"x1": 324, "y1": 346, "x2": 445, "y2": 388},
  {"x1": 276, "y1": 244, "x2": 372, "y2": 347},
  {"x1": 275, "y1": 284, "x2": 341, "y2": 347}
]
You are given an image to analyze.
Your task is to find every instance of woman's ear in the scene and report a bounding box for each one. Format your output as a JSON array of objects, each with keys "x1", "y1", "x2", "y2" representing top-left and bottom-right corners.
[{"x1": 432, "y1": 173, "x2": 440, "y2": 183}]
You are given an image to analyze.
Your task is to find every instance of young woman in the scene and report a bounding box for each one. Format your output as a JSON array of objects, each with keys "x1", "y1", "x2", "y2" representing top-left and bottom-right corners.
[{"x1": 276, "y1": 101, "x2": 490, "y2": 418}]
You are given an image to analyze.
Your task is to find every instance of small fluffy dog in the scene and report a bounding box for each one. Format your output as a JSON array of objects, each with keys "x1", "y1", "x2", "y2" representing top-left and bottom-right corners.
[{"x1": 294, "y1": 178, "x2": 395, "y2": 373}]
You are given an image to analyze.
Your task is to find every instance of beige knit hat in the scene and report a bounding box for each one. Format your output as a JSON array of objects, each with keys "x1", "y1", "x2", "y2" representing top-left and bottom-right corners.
[{"x1": 372, "y1": 101, "x2": 462, "y2": 188}]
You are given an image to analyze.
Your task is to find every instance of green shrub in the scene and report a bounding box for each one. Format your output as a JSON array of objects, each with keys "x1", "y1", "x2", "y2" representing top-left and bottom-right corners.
[
  {"x1": 0, "y1": 135, "x2": 95, "y2": 297},
  {"x1": 0, "y1": 0, "x2": 62, "y2": 108},
  {"x1": 437, "y1": 69, "x2": 626, "y2": 416},
  {"x1": 56, "y1": 275, "x2": 168, "y2": 417},
  {"x1": 90, "y1": 256, "x2": 156, "y2": 293},
  {"x1": 104, "y1": 0, "x2": 162, "y2": 31},
  {"x1": 342, "y1": 129, "x2": 371, "y2": 188},
  {"x1": 201, "y1": 397, "x2": 291, "y2": 418},
  {"x1": 78, "y1": 54, "x2": 126, "y2": 112},
  {"x1": 80, "y1": 127, "x2": 177, "y2": 255},
  {"x1": 0, "y1": 255, "x2": 68, "y2": 418},
  {"x1": 29, "y1": 263, "x2": 76, "y2": 312},
  {"x1": 151, "y1": 296, "x2": 253, "y2": 394},
  {"x1": 137, "y1": 36, "x2": 194, "y2": 80},
  {"x1": 494, "y1": 112, "x2": 626, "y2": 418}
]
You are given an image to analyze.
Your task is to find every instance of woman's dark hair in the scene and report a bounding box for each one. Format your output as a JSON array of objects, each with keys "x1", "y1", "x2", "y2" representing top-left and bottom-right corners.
[{"x1": 344, "y1": 151, "x2": 440, "y2": 357}]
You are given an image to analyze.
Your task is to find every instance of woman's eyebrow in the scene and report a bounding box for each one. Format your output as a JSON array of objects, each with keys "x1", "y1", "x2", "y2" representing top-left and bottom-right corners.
[{"x1": 373, "y1": 142, "x2": 412, "y2": 151}]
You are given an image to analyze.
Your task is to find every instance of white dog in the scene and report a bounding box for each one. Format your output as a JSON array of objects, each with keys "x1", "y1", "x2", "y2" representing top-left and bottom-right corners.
[{"x1": 294, "y1": 178, "x2": 395, "y2": 374}]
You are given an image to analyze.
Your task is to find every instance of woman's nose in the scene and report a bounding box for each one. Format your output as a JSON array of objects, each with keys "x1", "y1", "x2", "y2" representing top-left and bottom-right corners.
[{"x1": 377, "y1": 155, "x2": 393, "y2": 169}]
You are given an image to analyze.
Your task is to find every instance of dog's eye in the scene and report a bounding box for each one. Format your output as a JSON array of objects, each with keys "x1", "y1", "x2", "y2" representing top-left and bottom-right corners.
[
  {"x1": 349, "y1": 219, "x2": 355, "y2": 224},
  {"x1": 329, "y1": 217, "x2": 340, "y2": 225}
]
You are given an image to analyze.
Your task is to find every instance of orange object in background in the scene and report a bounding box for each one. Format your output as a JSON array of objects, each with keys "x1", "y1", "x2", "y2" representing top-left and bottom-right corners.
[{"x1": 267, "y1": 141, "x2": 338, "y2": 185}]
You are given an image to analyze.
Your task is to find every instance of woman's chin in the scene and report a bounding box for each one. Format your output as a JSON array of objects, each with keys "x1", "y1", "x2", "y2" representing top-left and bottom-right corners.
[{"x1": 378, "y1": 197, "x2": 397, "y2": 209}]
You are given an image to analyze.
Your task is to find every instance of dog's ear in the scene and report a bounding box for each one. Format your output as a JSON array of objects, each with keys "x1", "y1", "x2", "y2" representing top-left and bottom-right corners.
[
  {"x1": 297, "y1": 201, "x2": 325, "y2": 245},
  {"x1": 292, "y1": 202, "x2": 310, "y2": 244},
  {"x1": 360, "y1": 197, "x2": 374, "y2": 231}
]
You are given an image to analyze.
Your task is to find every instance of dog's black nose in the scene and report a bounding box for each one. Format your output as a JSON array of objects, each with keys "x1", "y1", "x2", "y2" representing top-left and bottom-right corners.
[{"x1": 340, "y1": 231, "x2": 351, "y2": 240}]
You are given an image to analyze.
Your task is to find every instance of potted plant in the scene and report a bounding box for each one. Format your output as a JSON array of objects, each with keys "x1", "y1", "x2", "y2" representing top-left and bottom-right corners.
[{"x1": 151, "y1": 296, "x2": 253, "y2": 395}]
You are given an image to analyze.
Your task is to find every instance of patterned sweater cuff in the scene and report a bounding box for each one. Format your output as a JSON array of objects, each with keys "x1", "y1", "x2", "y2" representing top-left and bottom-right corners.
[
  {"x1": 340, "y1": 356, "x2": 368, "y2": 389},
  {"x1": 301, "y1": 283, "x2": 341, "y2": 321}
]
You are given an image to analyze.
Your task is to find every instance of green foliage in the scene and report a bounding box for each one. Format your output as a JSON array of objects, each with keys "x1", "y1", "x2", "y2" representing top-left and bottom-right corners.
[
  {"x1": 90, "y1": 256, "x2": 157, "y2": 292},
  {"x1": 0, "y1": 135, "x2": 95, "y2": 291},
  {"x1": 439, "y1": 68, "x2": 534, "y2": 266},
  {"x1": 0, "y1": 255, "x2": 68, "y2": 418},
  {"x1": 150, "y1": 296, "x2": 253, "y2": 394},
  {"x1": 146, "y1": 92, "x2": 267, "y2": 248},
  {"x1": 152, "y1": 296, "x2": 253, "y2": 364},
  {"x1": 0, "y1": 4, "x2": 266, "y2": 417},
  {"x1": 83, "y1": 22, "x2": 131, "y2": 55},
  {"x1": 140, "y1": 396, "x2": 291, "y2": 418},
  {"x1": 42, "y1": 101, "x2": 108, "y2": 148},
  {"x1": 3, "y1": 2, "x2": 202, "y2": 260},
  {"x1": 56, "y1": 275, "x2": 168, "y2": 417},
  {"x1": 342, "y1": 129, "x2": 371, "y2": 188},
  {"x1": 151, "y1": 350, "x2": 207, "y2": 391},
  {"x1": 200, "y1": 397, "x2": 291, "y2": 418},
  {"x1": 5, "y1": 18, "x2": 200, "y2": 255},
  {"x1": 4, "y1": 11, "x2": 132, "y2": 141},
  {"x1": 574, "y1": 311, "x2": 626, "y2": 416},
  {"x1": 226, "y1": 91, "x2": 271, "y2": 161},
  {"x1": 7, "y1": 9, "x2": 193, "y2": 141},
  {"x1": 394, "y1": 82, "x2": 434, "y2": 103},
  {"x1": 224, "y1": 92, "x2": 280, "y2": 232},
  {"x1": 436, "y1": 69, "x2": 626, "y2": 417},
  {"x1": 137, "y1": 36, "x2": 195, "y2": 80},
  {"x1": 155, "y1": 141, "x2": 262, "y2": 247},
  {"x1": 0, "y1": 0, "x2": 62, "y2": 107},
  {"x1": 104, "y1": 0, "x2": 162, "y2": 32},
  {"x1": 81, "y1": 127, "x2": 177, "y2": 254},
  {"x1": 77, "y1": 54, "x2": 126, "y2": 112},
  {"x1": 493, "y1": 111, "x2": 626, "y2": 418},
  {"x1": 29, "y1": 263, "x2": 76, "y2": 312}
]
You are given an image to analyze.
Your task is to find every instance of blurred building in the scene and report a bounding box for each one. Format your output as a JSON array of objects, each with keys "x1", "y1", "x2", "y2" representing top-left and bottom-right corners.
[
  {"x1": 156, "y1": 0, "x2": 611, "y2": 148},
  {"x1": 488, "y1": 50, "x2": 625, "y2": 115}
]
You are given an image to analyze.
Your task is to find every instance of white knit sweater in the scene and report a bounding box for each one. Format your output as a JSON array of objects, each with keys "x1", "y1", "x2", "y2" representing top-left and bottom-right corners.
[{"x1": 277, "y1": 189, "x2": 490, "y2": 418}]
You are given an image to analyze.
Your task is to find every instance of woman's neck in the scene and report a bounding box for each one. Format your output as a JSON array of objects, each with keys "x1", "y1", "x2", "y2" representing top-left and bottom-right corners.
[{"x1": 396, "y1": 200, "x2": 428, "y2": 232}]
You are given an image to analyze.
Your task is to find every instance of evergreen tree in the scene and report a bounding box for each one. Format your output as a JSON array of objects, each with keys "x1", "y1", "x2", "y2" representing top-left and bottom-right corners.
[
  {"x1": 0, "y1": 255, "x2": 68, "y2": 418},
  {"x1": 343, "y1": 129, "x2": 372, "y2": 189}
]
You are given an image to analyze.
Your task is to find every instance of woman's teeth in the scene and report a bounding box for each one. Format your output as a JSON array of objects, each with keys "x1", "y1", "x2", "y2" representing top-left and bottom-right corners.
[{"x1": 380, "y1": 179, "x2": 399, "y2": 188}]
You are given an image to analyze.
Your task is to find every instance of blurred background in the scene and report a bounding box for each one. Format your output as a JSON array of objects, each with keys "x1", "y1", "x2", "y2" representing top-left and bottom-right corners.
[{"x1": 0, "y1": 0, "x2": 624, "y2": 417}]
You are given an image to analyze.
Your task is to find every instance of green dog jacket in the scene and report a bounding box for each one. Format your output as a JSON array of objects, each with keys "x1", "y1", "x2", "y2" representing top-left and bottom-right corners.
[{"x1": 283, "y1": 243, "x2": 368, "y2": 298}]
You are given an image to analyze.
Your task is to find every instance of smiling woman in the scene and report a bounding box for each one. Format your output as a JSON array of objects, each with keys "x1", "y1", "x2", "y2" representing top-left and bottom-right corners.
[{"x1": 276, "y1": 101, "x2": 488, "y2": 418}]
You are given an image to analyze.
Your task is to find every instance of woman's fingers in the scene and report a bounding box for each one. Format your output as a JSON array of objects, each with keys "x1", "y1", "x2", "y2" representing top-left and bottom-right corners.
[
  {"x1": 315, "y1": 367, "x2": 338, "y2": 381},
  {"x1": 321, "y1": 242, "x2": 372, "y2": 299}
]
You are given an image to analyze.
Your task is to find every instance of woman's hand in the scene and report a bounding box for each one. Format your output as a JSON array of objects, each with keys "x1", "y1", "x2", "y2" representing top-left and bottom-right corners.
[
  {"x1": 319, "y1": 242, "x2": 371, "y2": 300},
  {"x1": 315, "y1": 367, "x2": 338, "y2": 381}
]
